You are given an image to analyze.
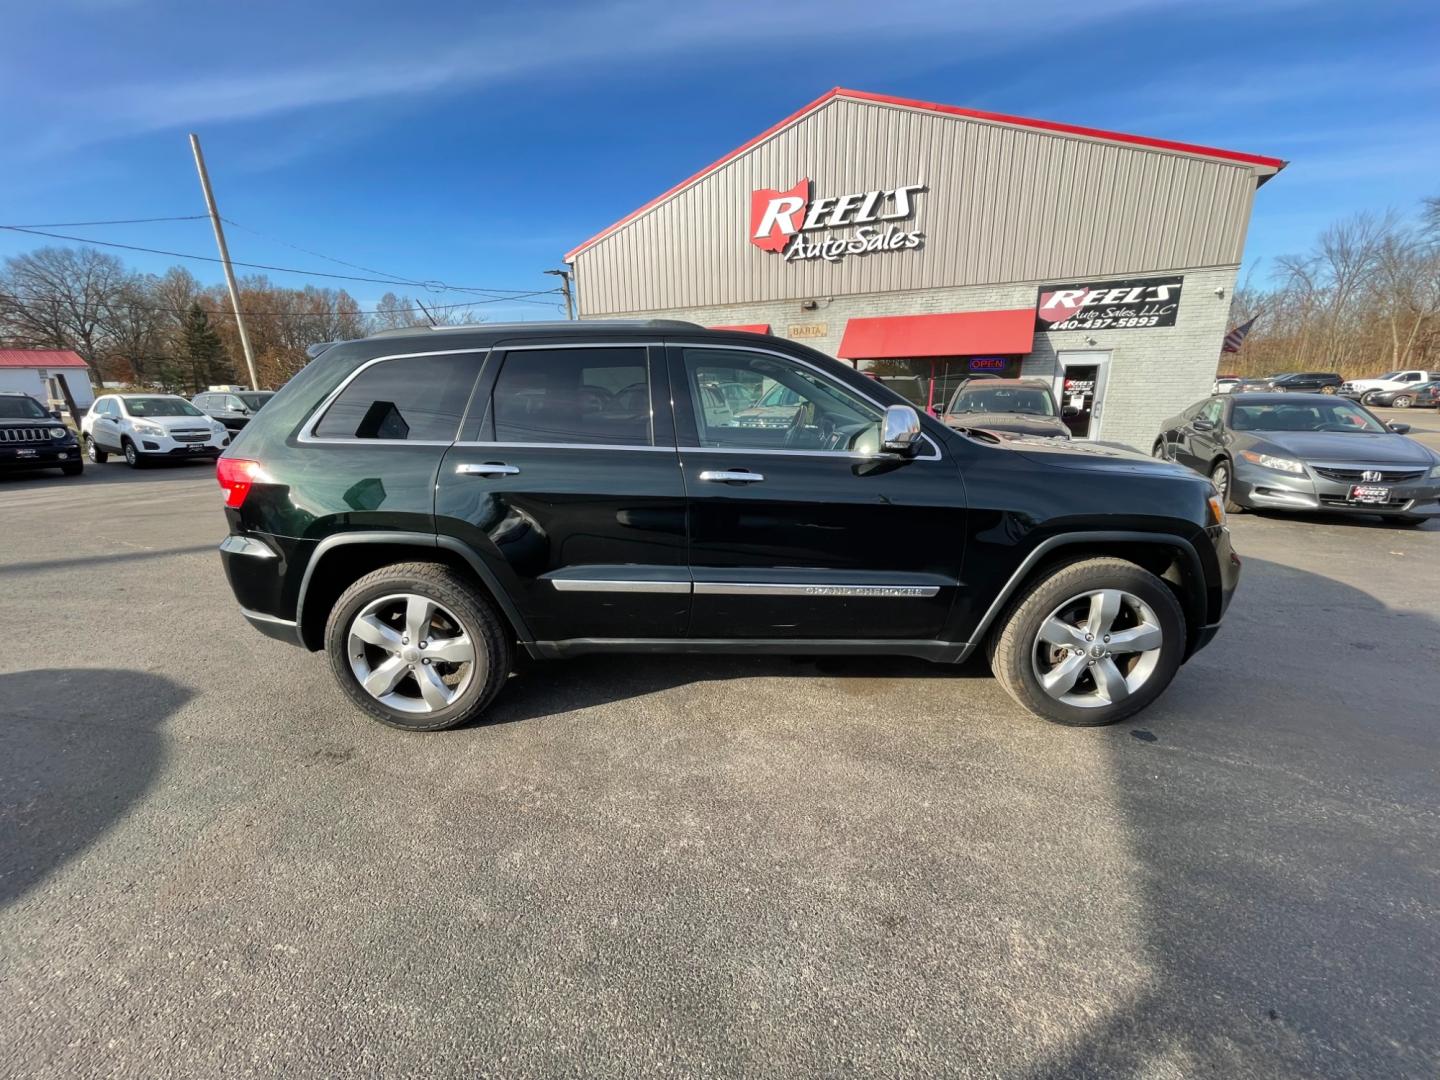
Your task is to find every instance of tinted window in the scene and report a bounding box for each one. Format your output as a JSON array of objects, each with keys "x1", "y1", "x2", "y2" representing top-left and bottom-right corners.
[
  {"x1": 238, "y1": 393, "x2": 273, "y2": 411},
  {"x1": 0, "y1": 395, "x2": 48, "y2": 419},
  {"x1": 491, "y1": 348, "x2": 651, "y2": 446},
  {"x1": 314, "y1": 353, "x2": 479, "y2": 441},
  {"x1": 1231, "y1": 400, "x2": 1385, "y2": 433},
  {"x1": 680, "y1": 347, "x2": 881, "y2": 452}
]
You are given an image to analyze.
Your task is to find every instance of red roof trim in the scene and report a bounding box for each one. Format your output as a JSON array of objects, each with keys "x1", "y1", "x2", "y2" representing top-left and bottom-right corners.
[{"x1": 564, "y1": 87, "x2": 1286, "y2": 262}]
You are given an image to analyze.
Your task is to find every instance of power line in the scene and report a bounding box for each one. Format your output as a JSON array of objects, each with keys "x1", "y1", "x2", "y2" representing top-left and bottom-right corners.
[
  {"x1": 0, "y1": 224, "x2": 562, "y2": 296},
  {"x1": 0, "y1": 215, "x2": 210, "y2": 228},
  {"x1": 0, "y1": 287, "x2": 565, "y2": 320}
]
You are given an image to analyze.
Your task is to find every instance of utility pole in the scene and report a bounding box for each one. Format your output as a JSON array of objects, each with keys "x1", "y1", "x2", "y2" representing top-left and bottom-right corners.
[
  {"x1": 189, "y1": 133, "x2": 262, "y2": 390},
  {"x1": 545, "y1": 268, "x2": 576, "y2": 320}
]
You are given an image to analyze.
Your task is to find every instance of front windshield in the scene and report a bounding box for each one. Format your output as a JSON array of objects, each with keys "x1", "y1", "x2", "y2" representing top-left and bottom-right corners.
[
  {"x1": 237, "y1": 392, "x2": 273, "y2": 410},
  {"x1": 1230, "y1": 400, "x2": 1386, "y2": 434},
  {"x1": 124, "y1": 396, "x2": 204, "y2": 418},
  {"x1": 952, "y1": 386, "x2": 1056, "y2": 417},
  {"x1": 0, "y1": 396, "x2": 48, "y2": 420}
]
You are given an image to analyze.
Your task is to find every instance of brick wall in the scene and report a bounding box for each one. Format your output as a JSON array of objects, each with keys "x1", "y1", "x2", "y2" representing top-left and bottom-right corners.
[{"x1": 590, "y1": 265, "x2": 1240, "y2": 452}]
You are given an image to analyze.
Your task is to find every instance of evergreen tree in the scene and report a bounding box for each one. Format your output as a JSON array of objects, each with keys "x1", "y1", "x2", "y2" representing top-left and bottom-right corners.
[{"x1": 181, "y1": 302, "x2": 234, "y2": 389}]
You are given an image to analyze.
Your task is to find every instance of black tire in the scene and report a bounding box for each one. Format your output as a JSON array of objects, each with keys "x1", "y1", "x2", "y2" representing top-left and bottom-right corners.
[
  {"x1": 122, "y1": 439, "x2": 145, "y2": 468},
  {"x1": 85, "y1": 435, "x2": 107, "y2": 464},
  {"x1": 1210, "y1": 458, "x2": 1244, "y2": 514},
  {"x1": 1151, "y1": 439, "x2": 1167, "y2": 460},
  {"x1": 61, "y1": 461, "x2": 83, "y2": 476},
  {"x1": 987, "y1": 557, "x2": 1186, "y2": 727},
  {"x1": 325, "y1": 561, "x2": 513, "y2": 731}
]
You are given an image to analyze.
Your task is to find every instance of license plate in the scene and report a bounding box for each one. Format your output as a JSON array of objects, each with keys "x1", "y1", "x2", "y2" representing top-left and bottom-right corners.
[
  {"x1": 186, "y1": 444, "x2": 208, "y2": 452},
  {"x1": 1349, "y1": 484, "x2": 1390, "y2": 504}
]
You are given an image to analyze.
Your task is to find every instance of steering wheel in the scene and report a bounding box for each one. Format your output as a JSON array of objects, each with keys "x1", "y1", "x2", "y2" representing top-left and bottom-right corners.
[{"x1": 783, "y1": 400, "x2": 818, "y2": 449}]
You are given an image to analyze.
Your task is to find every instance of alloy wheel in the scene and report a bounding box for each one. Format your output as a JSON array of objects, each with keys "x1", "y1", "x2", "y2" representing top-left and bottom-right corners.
[
  {"x1": 124, "y1": 442, "x2": 138, "y2": 466},
  {"x1": 86, "y1": 437, "x2": 100, "y2": 462},
  {"x1": 346, "y1": 592, "x2": 480, "y2": 714},
  {"x1": 1030, "y1": 589, "x2": 1164, "y2": 709},
  {"x1": 1394, "y1": 395, "x2": 1412, "y2": 408},
  {"x1": 1211, "y1": 461, "x2": 1230, "y2": 498}
]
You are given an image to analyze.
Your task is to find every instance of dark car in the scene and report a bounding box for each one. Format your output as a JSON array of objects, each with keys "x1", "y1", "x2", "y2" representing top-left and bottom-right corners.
[
  {"x1": 938, "y1": 378, "x2": 1070, "y2": 439},
  {"x1": 0, "y1": 391, "x2": 82, "y2": 476},
  {"x1": 1154, "y1": 392, "x2": 1440, "y2": 525},
  {"x1": 1362, "y1": 380, "x2": 1440, "y2": 409},
  {"x1": 194, "y1": 390, "x2": 276, "y2": 431},
  {"x1": 1233, "y1": 371, "x2": 1342, "y2": 394},
  {"x1": 216, "y1": 321, "x2": 1239, "y2": 732}
]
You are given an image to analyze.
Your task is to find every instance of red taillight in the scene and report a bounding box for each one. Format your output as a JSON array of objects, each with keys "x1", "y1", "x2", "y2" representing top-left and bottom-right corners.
[{"x1": 216, "y1": 457, "x2": 262, "y2": 508}]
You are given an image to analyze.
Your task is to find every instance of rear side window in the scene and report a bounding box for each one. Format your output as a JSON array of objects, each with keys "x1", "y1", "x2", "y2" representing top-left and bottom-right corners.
[
  {"x1": 491, "y1": 347, "x2": 651, "y2": 446},
  {"x1": 313, "y1": 354, "x2": 480, "y2": 441}
]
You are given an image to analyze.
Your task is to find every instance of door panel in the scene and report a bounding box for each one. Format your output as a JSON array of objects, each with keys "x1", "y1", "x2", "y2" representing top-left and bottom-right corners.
[
  {"x1": 668, "y1": 344, "x2": 966, "y2": 641},
  {"x1": 435, "y1": 344, "x2": 689, "y2": 642}
]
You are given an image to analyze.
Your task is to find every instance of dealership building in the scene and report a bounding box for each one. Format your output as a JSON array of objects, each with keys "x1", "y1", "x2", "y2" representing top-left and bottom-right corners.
[{"x1": 564, "y1": 88, "x2": 1284, "y2": 449}]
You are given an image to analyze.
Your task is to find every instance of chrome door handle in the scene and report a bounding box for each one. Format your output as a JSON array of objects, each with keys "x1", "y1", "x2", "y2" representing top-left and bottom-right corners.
[
  {"x1": 456, "y1": 463, "x2": 520, "y2": 477},
  {"x1": 699, "y1": 469, "x2": 764, "y2": 483}
]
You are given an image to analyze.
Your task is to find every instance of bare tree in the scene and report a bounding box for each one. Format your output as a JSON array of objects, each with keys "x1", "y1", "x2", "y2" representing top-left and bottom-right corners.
[{"x1": 0, "y1": 247, "x2": 128, "y2": 372}]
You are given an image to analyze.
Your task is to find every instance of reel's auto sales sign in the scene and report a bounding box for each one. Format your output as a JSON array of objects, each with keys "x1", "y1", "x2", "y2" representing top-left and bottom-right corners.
[
  {"x1": 750, "y1": 179, "x2": 925, "y2": 263},
  {"x1": 1035, "y1": 276, "x2": 1184, "y2": 331}
]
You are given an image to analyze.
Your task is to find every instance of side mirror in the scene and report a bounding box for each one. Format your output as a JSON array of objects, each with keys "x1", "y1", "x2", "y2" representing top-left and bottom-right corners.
[
  {"x1": 1192, "y1": 418, "x2": 1215, "y2": 432},
  {"x1": 881, "y1": 404, "x2": 923, "y2": 456},
  {"x1": 49, "y1": 409, "x2": 63, "y2": 420},
  {"x1": 1387, "y1": 421, "x2": 1411, "y2": 434}
]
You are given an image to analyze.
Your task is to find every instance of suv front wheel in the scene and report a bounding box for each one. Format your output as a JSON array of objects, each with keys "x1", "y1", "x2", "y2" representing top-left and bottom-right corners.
[
  {"x1": 325, "y1": 562, "x2": 513, "y2": 731},
  {"x1": 988, "y1": 557, "x2": 1186, "y2": 726}
]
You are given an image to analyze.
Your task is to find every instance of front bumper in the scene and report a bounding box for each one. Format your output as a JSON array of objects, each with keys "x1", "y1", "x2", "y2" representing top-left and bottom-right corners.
[
  {"x1": 0, "y1": 443, "x2": 80, "y2": 469},
  {"x1": 1233, "y1": 461, "x2": 1440, "y2": 517},
  {"x1": 136, "y1": 431, "x2": 228, "y2": 457}
]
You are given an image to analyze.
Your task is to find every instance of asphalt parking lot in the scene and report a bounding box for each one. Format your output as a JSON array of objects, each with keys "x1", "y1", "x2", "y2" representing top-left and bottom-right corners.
[{"x1": 3, "y1": 410, "x2": 1438, "y2": 1079}]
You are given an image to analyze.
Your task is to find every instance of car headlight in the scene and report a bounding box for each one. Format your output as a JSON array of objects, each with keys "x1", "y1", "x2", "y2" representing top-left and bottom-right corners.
[
  {"x1": 211, "y1": 422, "x2": 226, "y2": 437},
  {"x1": 49, "y1": 426, "x2": 68, "y2": 439},
  {"x1": 132, "y1": 421, "x2": 167, "y2": 437},
  {"x1": 1429, "y1": 464, "x2": 1440, "y2": 479},
  {"x1": 1240, "y1": 450, "x2": 1306, "y2": 474}
]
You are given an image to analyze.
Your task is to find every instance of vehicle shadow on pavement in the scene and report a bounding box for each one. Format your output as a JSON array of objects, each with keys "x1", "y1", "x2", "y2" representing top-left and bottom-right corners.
[
  {"x1": 482, "y1": 652, "x2": 989, "y2": 729},
  {"x1": 0, "y1": 544, "x2": 217, "y2": 578},
  {"x1": 1022, "y1": 555, "x2": 1440, "y2": 1078},
  {"x1": 0, "y1": 460, "x2": 218, "y2": 490},
  {"x1": 0, "y1": 668, "x2": 192, "y2": 908}
]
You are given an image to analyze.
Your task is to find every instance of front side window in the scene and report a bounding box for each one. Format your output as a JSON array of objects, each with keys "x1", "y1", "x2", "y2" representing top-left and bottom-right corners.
[
  {"x1": 680, "y1": 347, "x2": 882, "y2": 452},
  {"x1": 1200, "y1": 398, "x2": 1224, "y2": 425},
  {"x1": 0, "y1": 395, "x2": 48, "y2": 420},
  {"x1": 313, "y1": 353, "x2": 479, "y2": 441},
  {"x1": 238, "y1": 392, "x2": 273, "y2": 411},
  {"x1": 491, "y1": 347, "x2": 651, "y2": 446},
  {"x1": 124, "y1": 396, "x2": 204, "y2": 418}
]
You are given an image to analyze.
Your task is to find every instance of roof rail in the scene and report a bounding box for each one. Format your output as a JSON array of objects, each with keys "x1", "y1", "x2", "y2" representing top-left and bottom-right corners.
[{"x1": 366, "y1": 319, "x2": 704, "y2": 339}]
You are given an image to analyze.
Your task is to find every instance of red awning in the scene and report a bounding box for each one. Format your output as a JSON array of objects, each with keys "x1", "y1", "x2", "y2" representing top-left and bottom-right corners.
[
  {"x1": 837, "y1": 310, "x2": 1034, "y2": 359},
  {"x1": 708, "y1": 323, "x2": 771, "y2": 334}
]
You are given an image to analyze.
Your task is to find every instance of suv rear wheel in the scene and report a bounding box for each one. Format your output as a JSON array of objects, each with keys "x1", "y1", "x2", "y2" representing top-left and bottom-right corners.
[
  {"x1": 324, "y1": 562, "x2": 512, "y2": 731},
  {"x1": 85, "y1": 435, "x2": 107, "y2": 464},
  {"x1": 988, "y1": 557, "x2": 1186, "y2": 726}
]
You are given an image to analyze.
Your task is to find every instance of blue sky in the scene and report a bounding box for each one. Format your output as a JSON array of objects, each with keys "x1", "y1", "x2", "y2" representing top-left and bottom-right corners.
[{"x1": 3, "y1": 0, "x2": 1437, "y2": 320}]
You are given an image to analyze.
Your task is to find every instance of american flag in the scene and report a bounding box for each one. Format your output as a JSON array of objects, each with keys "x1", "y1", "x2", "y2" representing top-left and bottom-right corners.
[{"x1": 1222, "y1": 315, "x2": 1259, "y2": 353}]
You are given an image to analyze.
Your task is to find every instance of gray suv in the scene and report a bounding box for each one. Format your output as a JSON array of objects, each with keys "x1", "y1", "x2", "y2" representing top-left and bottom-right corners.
[{"x1": 193, "y1": 390, "x2": 275, "y2": 432}]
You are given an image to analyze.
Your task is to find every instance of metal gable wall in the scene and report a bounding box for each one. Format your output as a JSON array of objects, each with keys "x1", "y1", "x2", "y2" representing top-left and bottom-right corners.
[{"x1": 572, "y1": 97, "x2": 1260, "y2": 316}]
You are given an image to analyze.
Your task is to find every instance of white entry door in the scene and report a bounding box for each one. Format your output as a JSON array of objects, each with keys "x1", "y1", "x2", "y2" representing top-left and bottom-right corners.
[{"x1": 1054, "y1": 351, "x2": 1112, "y2": 440}]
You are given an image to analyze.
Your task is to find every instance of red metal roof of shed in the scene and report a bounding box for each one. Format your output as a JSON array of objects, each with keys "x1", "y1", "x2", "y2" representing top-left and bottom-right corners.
[{"x1": 0, "y1": 349, "x2": 88, "y2": 369}]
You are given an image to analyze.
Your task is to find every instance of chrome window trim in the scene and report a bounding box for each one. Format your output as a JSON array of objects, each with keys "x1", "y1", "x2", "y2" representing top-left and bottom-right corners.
[
  {"x1": 454, "y1": 440, "x2": 674, "y2": 452},
  {"x1": 669, "y1": 341, "x2": 943, "y2": 462},
  {"x1": 296, "y1": 348, "x2": 491, "y2": 446}
]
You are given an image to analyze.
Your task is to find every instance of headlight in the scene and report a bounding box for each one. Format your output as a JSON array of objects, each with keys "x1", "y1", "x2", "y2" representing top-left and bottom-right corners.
[
  {"x1": 1240, "y1": 450, "x2": 1305, "y2": 474},
  {"x1": 211, "y1": 422, "x2": 226, "y2": 436},
  {"x1": 132, "y1": 421, "x2": 166, "y2": 437},
  {"x1": 49, "y1": 426, "x2": 68, "y2": 439},
  {"x1": 1429, "y1": 464, "x2": 1440, "y2": 479}
]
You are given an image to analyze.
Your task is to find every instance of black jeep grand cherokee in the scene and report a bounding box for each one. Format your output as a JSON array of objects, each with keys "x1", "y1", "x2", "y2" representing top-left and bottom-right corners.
[{"x1": 216, "y1": 322, "x2": 1238, "y2": 730}]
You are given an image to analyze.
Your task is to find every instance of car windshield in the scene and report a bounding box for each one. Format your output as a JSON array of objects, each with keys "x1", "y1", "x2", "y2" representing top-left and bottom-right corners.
[
  {"x1": 0, "y1": 396, "x2": 49, "y2": 419},
  {"x1": 952, "y1": 386, "x2": 1056, "y2": 416},
  {"x1": 237, "y1": 392, "x2": 273, "y2": 410},
  {"x1": 1230, "y1": 401, "x2": 1387, "y2": 434},
  {"x1": 124, "y1": 396, "x2": 203, "y2": 417}
]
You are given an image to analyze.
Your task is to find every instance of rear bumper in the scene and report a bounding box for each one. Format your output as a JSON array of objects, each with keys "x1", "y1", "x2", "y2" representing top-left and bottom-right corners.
[{"x1": 220, "y1": 532, "x2": 311, "y2": 647}]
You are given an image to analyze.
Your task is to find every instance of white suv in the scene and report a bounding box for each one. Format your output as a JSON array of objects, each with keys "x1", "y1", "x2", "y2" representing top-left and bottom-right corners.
[
  {"x1": 82, "y1": 393, "x2": 229, "y2": 467},
  {"x1": 1340, "y1": 369, "x2": 1439, "y2": 404}
]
